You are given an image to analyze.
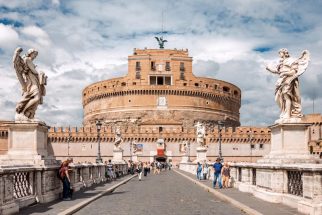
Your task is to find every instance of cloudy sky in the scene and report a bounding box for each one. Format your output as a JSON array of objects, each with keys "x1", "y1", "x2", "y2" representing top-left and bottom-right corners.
[{"x1": 0, "y1": 0, "x2": 322, "y2": 127}]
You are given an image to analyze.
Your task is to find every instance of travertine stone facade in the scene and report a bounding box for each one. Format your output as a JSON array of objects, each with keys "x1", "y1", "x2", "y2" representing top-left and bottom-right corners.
[
  {"x1": 44, "y1": 125, "x2": 271, "y2": 164},
  {"x1": 82, "y1": 48, "x2": 241, "y2": 128}
]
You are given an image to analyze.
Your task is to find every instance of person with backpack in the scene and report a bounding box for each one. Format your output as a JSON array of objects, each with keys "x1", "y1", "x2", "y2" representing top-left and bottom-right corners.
[
  {"x1": 59, "y1": 158, "x2": 73, "y2": 200},
  {"x1": 213, "y1": 158, "x2": 223, "y2": 189}
]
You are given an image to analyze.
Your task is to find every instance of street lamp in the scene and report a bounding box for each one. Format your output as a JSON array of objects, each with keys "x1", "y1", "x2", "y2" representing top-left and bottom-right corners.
[
  {"x1": 130, "y1": 139, "x2": 133, "y2": 161},
  {"x1": 96, "y1": 120, "x2": 103, "y2": 163},
  {"x1": 67, "y1": 127, "x2": 72, "y2": 157},
  {"x1": 187, "y1": 141, "x2": 191, "y2": 162},
  {"x1": 218, "y1": 121, "x2": 224, "y2": 161},
  {"x1": 248, "y1": 129, "x2": 253, "y2": 162}
]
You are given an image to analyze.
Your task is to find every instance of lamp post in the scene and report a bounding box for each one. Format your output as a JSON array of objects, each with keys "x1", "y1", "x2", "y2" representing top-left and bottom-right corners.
[
  {"x1": 67, "y1": 127, "x2": 72, "y2": 157},
  {"x1": 218, "y1": 121, "x2": 224, "y2": 161},
  {"x1": 248, "y1": 129, "x2": 253, "y2": 163},
  {"x1": 187, "y1": 141, "x2": 191, "y2": 162},
  {"x1": 130, "y1": 139, "x2": 133, "y2": 161},
  {"x1": 96, "y1": 120, "x2": 103, "y2": 163}
]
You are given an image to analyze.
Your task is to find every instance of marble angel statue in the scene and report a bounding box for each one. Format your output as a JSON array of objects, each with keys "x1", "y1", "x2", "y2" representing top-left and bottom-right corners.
[
  {"x1": 195, "y1": 121, "x2": 206, "y2": 147},
  {"x1": 266, "y1": 48, "x2": 310, "y2": 121},
  {"x1": 114, "y1": 127, "x2": 123, "y2": 150},
  {"x1": 13, "y1": 47, "x2": 47, "y2": 121}
]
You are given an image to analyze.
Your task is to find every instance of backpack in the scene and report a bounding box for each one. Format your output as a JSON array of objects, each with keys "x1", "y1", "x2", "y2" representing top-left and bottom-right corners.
[{"x1": 57, "y1": 168, "x2": 63, "y2": 181}]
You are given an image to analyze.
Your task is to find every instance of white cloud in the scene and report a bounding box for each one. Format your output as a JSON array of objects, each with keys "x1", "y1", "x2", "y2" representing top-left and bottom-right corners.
[
  {"x1": 0, "y1": 23, "x2": 19, "y2": 49},
  {"x1": 0, "y1": 0, "x2": 322, "y2": 126}
]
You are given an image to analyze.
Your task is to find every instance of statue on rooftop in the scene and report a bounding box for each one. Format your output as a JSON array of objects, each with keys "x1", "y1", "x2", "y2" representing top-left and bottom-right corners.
[
  {"x1": 155, "y1": 36, "x2": 167, "y2": 49},
  {"x1": 266, "y1": 49, "x2": 310, "y2": 122},
  {"x1": 13, "y1": 47, "x2": 47, "y2": 122}
]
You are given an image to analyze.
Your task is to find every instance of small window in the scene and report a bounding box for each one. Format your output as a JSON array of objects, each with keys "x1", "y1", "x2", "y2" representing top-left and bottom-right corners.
[
  {"x1": 165, "y1": 77, "x2": 171, "y2": 85},
  {"x1": 151, "y1": 61, "x2": 156, "y2": 71},
  {"x1": 121, "y1": 82, "x2": 126, "y2": 86},
  {"x1": 129, "y1": 100, "x2": 131, "y2": 102},
  {"x1": 205, "y1": 84, "x2": 209, "y2": 88},
  {"x1": 214, "y1": 84, "x2": 218, "y2": 90},
  {"x1": 183, "y1": 83, "x2": 187, "y2": 86},
  {"x1": 150, "y1": 76, "x2": 156, "y2": 85},
  {"x1": 234, "y1": 90, "x2": 238, "y2": 96},
  {"x1": 166, "y1": 62, "x2": 171, "y2": 71},
  {"x1": 180, "y1": 62, "x2": 185, "y2": 71},
  {"x1": 133, "y1": 82, "x2": 136, "y2": 85},
  {"x1": 84, "y1": 93, "x2": 86, "y2": 96},
  {"x1": 136, "y1": 62, "x2": 141, "y2": 71},
  {"x1": 251, "y1": 144, "x2": 255, "y2": 149},
  {"x1": 136, "y1": 71, "x2": 141, "y2": 79},
  {"x1": 259, "y1": 144, "x2": 264, "y2": 149},
  {"x1": 157, "y1": 76, "x2": 164, "y2": 85},
  {"x1": 195, "y1": 83, "x2": 199, "y2": 87},
  {"x1": 159, "y1": 127, "x2": 163, "y2": 133},
  {"x1": 223, "y1": 86, "x2": 230, "y2": 93}
]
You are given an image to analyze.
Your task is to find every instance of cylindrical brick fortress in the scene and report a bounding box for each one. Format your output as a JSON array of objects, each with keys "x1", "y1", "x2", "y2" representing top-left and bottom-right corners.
[{"x1": 82, "y1": 48, "x2": 241, "y2": 127}]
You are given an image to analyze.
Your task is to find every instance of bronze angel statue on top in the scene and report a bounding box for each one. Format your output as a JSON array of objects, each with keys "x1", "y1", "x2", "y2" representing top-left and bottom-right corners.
[
  {"x1": 13, "y1": 47, "x2": 47, "y2": 121},
  {"x1": 266, "y1": 49, "x2": 310, "y2": 121}
]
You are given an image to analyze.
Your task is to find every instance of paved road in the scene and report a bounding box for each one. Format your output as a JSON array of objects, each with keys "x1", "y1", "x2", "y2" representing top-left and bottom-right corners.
[{"x1": 75, "y1": 170, "x2": 245, "y2": 215}]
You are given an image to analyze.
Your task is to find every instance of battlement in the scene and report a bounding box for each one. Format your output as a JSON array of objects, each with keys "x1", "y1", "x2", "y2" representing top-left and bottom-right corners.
[{"x1": 48, "y1": 125, "x2": 271, "y2": 144}]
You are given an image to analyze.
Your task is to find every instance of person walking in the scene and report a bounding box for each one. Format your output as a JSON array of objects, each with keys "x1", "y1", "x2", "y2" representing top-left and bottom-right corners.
[
  {"x1": 59, "y1": 158, "x2": 73, "y2": 200},
  {"x1": 106, "y1": 160, "x2": 115, "y2": 181},
  {"x1": 196, "y1": 162, "x2": 202, "y2": 180},
  {"x1": 203, "y1": 163, "x2": 209, "y2": 180},
  {"x1": 213, "y1": 158, "x2": 223, "y2": 188},
  {"x1": 137, "y1": 162, "x2": 143, "y2": 181},
  {"x1": 143, "y1": 162, "x2": 148, "y2": 177},
  {"x1": 222, "y1": 162, "x2": 231, "y2": 188}
]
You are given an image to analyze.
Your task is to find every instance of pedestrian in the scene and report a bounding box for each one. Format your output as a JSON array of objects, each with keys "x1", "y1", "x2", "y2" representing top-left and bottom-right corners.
[
  {"x1": 213, "y1": 158, "x2": 223, "y2": 189},
  {"x1": 221, "y1": 162, "x2": 231, "y2": 188},
  {"x1": 59, "y1": 158, "x2": 73, "y2": 200},
  {"x1": 106, "y1": 160, "x2": 115, "y2": 181},
  {"x1": 203, "y1": 163, "x2": 209, "y2": 180},
  {"x1": 196, "y1": 162, "x2": 202, "y2": 180},
  {"x1": 137, "y1": 162, "x2": 143, "y2": 181},
  {"x1": 143, "y1": 162, "x2": 148, "y2": 177}
]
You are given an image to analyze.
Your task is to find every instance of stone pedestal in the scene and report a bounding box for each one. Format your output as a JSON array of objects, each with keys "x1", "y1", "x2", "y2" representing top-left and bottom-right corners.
[
  {"x1": 193, "y1": 147, "x2": 207, "y2": 163},
  {"x1": 180, "y1": 154, "x2": 190, "y2": 163},
  {"x1": 258, "y1": 122, "x2": 320, "y2": 164},
  {"x1": 112, "y1": 148, "x2": 126, "y2": 164},
  {"x1": 0, "y1": 122, "x2": 57, "y2": 166},
  {"x1": 132, "y1": 154, "x2": 138, "y2": 163}
]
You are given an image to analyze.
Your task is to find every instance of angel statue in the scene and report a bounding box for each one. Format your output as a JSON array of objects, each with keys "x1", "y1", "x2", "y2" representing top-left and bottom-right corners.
[
  {"x1": 155, "y1": 36, "x2": 167, "y2": 49},
  {"x1": 13, "y1": 47, "x2": 47, "y2": 122},
  {"x1": 195, "y1": 121, "x2": 206, "y2": 147},
  {"x1": 266, "y1": 49, "x2": 310, "y2": 121},
  {"x1": 114, "y1": 126, "x2": 123, "y2": 150}
]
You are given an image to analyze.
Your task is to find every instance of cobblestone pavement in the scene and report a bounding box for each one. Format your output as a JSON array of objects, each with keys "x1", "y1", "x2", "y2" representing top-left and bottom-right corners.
[
  {"x1": 176, "y1": 169, "x2": 302, "y2": 215},
  {"x1": 75, "y1": 170, "x2": 245, "y2": 215},
  {"x1": 19, "y1": 175, "x2": 133, "y2": 215}
]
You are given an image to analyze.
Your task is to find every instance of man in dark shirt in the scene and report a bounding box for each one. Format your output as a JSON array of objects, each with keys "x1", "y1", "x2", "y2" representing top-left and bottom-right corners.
[{"x1": 213, "y1": 158, "x2": 223, "y2": 189}]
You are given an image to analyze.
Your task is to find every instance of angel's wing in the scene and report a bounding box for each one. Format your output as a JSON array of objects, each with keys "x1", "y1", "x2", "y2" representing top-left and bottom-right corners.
[
  {"x1": 155, "y1": 37, "x2": 160, "y2": 44},
  {"x1": 12, "y1": 47, "x2": 27, "y2": 92},
  {"x1": 288, "y1": 50, "x2": 310, "y2": 83}
]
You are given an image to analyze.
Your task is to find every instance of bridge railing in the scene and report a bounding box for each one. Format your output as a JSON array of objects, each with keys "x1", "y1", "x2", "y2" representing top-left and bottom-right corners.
[{"x1": 0, "y1": 163, "x2": 128, "y2": 214}]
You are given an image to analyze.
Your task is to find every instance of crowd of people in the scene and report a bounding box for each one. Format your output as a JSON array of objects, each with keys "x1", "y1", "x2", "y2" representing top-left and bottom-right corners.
[
  {"x1": 127, "y1": 160, "x2": 172, "y2": 180},
  {"x1": 197, "y1": 158, "x2": 231, "y2": 189}
]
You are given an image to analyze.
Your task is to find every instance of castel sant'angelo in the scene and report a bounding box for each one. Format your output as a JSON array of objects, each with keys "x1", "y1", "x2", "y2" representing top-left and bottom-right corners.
[
  {"x1": 47, "y1": 43, "x2": 272, "y2": 164},
  {"x1": 1, "y1": 42, "x2": 321, "y2": 163}
]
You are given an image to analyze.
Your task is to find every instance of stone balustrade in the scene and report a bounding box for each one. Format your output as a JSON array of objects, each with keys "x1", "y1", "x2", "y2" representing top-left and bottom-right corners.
[
  {"x1": 229, "y1": 163, "x2": 322, "y2": 215},
  {"x1": 0, "y1": 163, "x2": 128, "y2": 215}
]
